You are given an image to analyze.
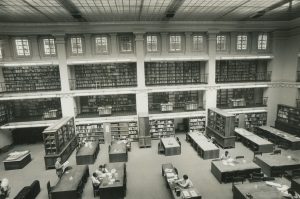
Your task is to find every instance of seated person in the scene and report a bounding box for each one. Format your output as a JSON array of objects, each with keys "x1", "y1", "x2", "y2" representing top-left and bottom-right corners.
[
  {"x1": 220, "y1": 151, "x2": 231, "y2": 160},
  {"x1": 95, "y1": 165, "x2": 109, "y2": 178},
  {"x1": 55, "y1": 157, "x2": 66, "y2": 178},
  {"x1": 175, "y1": 174, "x2": 193, "y2": 189},
  {"x1": 0, "y1": 178, "x2": 10, "y2": 199},
  {"x1": 283, "y1": 188, "x2": 300, "y2": 199},
  {"x1": 91, "y1": 172, "x2": 101, "y2": 188}
]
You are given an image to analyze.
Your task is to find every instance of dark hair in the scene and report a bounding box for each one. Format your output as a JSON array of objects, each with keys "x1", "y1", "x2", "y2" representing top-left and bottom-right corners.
[
  {"x1": 93, "y1": 172, "x2": 97, "y2": 177},
  {"x1": 183, "y1": 175, "x2": 188, "y2": 180},
  {"x1": 288, "y1": 188, "x2": 296, "y2": 196},
  {"x1": 225, "y1": 151, "x2": 229, "y2": 154},
  {"x1": 99, "y1": 165, "x2": 103, "y2": 169}
]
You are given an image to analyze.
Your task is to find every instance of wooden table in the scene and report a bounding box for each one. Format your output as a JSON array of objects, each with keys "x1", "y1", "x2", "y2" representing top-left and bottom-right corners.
[
  {"x1": 233, "y1": 181, "x2": 288, "y2": 199},
  {"x1": 162, "y1": 163, "x2": 201, "y2": 199},
  {"x1": 235, "y1": 128, "x2": 274, "y2": 153},
  {"x1": 161, "y1": 137, "x2": 181, "y2": 156},
  {"x1": 256, "y1": 126, "x2": 300, "y2": 150},
  {"x1": 211, "y1": 159, "x2": 261, "y2": 183},
  {"x1": 291, "y1": 178, "x2": 300, "y2": 194},
  {"x1": 51, "y1": 165, "x2": 89, "y2": 199},
  {"x1": 109, "y1": 141, "x2": 128, "y2": 162},
  {"x1": 186, "y1": 132, "x2": 219, "y2": 159},
  {"x1": 254, "y1": 154, "x2": 300, "y2": 177},
  {"x1": 76, "y1": 141, "x2": 100, "y2": 165},
  {"x1": 99, "y1": 163, "x2": 126, "y2": 199},
  {"x1": 3, "y1": 152, "x2": 31, "y2": 170}
]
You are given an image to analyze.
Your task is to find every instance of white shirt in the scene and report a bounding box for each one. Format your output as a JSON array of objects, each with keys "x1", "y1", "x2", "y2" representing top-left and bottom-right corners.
[
  {"x1": 220, "y1": 154, "x2": 231, "y2": 160},
  {"x1": 91, "y1": 176, "x2": 101, "y2": 186},
  {"x1": 95, "y1": 168, "x2": 109, "y2": 177},
  {"x1": 178, "y1": 178, "x2": 193, "y2": 188}
]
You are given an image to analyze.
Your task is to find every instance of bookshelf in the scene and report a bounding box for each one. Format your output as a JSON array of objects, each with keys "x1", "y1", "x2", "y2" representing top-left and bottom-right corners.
[
  {"x1": 234, "y1": 112, "x2": 267, "y2": 132},
  {"x1": 206, "y1": 108, "x2": 235, "y2": 148},
  {"x1": 138, "y1": 117, "x2": 151, "y2": 148},
  {"x1": 0, "y1": 103, "x2": 13, "y2": 125},
  {"x1": 217, "y1": 88, "x2": 255, "y2": 108},
  {"x1": 2, "y1": 65, "x2": 61, "y2": 92},
  {"x1": 216, "y1": 60, "x2": 270, "y2": 83},
  {"x1": 145, "y1": 61, "x2": 206, "y2": 86},
  {"x1": 43, "y1": 117, "x2": 77, "y2": 169},
  {"x1": 275, "y1": 104, "x2": 300, "y2": 135},
  {"x1": 80, "y1": 95, "x2": 136, "y2": 115},
  {"x1": 73, "y1": 62, "x2": 137, "y2": 89},
  {"x1": 111, "y1": 121, "x2": 138, "y2": 141},
  {"x1": 76, "y1": 124, "x2": 105, "y2": 144},
  {"x1": 188, "y1": 117, "x2": 206, "y2": 133},
  {"x1": 149, "y1": 119, "x2": 175, "y2": 139}
]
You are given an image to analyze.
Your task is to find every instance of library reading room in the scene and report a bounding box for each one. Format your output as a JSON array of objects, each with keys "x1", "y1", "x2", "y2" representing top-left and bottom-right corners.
[{"x1": 0, "y1": 0, "x2": 300, "y2": 199}]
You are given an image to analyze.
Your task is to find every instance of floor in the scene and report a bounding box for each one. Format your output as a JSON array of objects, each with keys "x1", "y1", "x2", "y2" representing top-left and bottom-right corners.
[{"x1": 0, "y1": 133, "x2": 296, "y2": 199}]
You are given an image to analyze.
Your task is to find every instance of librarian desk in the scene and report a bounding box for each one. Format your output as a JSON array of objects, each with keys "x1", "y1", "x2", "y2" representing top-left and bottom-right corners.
[
  {"x1": 211, "y1": 159, "x2": 261, "y2": 183},
  {"x1": 3, "y1": 151, "x2": 31, "y2": 170},
  {"x1": 99, "y1": 163, "x2": 126, "y2": 199},
  {"x1": 161, "y1": 137, "x2": 181, "y2": 156},
  {"x1": 235, "y1": 128, "x2": 274, "y2": 153},
  {"x1": 162, "y1": 163, "x2": 201, "y2": 199},
  {"x1": 233, "y1": 181, "x2": 287, "y2": 199},
  {"x1": 76, "y1": 141, "x2": 100, "y2": 165},
  {"x1": 51, "y1": 165, "x2": 89, "y2": 199},
  {"x1": 254, "y1": 154, "x2": 300, "y2": 177},
  {"x1": 109, "y1": 141, "x2": 128, "y2": 162},
  {"x1": 186, "y1": 132, "x2": 219, "y2": 159},
  {"x1": 291, "y1": 178, "x2": 300, "y2": 194},
  {"x1": 256, "y1": 126, "x2": 300, "y2": 150}
]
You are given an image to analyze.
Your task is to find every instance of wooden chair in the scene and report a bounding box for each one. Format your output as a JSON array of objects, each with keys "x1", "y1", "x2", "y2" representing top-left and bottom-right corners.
[
  {"x1": 92, "y1": 183, "x2": 100, "y2": 197},
  {"x1": 47, "y1": 181, "x2": 52, "y2": 199},
  {"x1": 173, "y1": 167, "x2": 179, "y2": 175},
  {"x1": 158, "y1": 142, "x2": 164, "y2": 154}
]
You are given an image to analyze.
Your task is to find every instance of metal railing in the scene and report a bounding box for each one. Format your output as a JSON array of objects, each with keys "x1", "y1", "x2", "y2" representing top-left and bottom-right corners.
[
  {"x1": 217, "y1": 97, "x2": 268, "y2": 109},
  {"x1": 69, "y1": 79, "x2": 137, "y2": 90},
  {"x1": 145, "y1": 74, "x2": 208, "y2": 86},
  {"x1": 0, "y1": 81, "x2": 61, "y2": 93},
  {"x1": 149, "y1": 102, "x2": 205, "y2": 113},
  {"x1": 216, "y1": 71, "x2": 272, "y2": 83}
]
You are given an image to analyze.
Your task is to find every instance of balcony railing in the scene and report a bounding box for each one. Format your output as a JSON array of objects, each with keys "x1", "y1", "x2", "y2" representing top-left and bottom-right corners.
[
  {"x1": 216, "y1": 71, "x2": 272, "y2": 83},
  {"x1": 0, "y1": 81, "x2": 61, "y2": 93},
  {"x1": 149, "y1": 102, "x2": 205, "y2": 114},
  {"x1": 217, "y1": 97, "x2": 268, "y2": 109},
  {"x1": 5, "y1": 109, "x2": 62, "y2": 123},
  {"x1": 75, "y1": 104, "x2": 137, "y2": 118},
  {"x1": 145, "y1": 74, "x2": 208, "y2": 86},
  {"x1": 69, "y1": 79, "x2": 137, "y2": 90}
]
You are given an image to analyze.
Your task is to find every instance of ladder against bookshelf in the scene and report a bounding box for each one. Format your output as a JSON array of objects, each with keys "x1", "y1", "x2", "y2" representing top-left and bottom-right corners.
[
  {"x1": 43, "y1": 117, "x2": 77, "y2": 169},
  {"x1": 76, "y1": 124, "x2": 105, "y2": 144},
  {"x1": 206, "y1": 108, "x2": 235, "y2": 148},
  {"x1": 188, "y1": 117, "x2": 206, "y2": 133},
  {"x1": 2, "y1": 65, "x2": 61, "y2": 92},
  {"x1": 275, "y1": 104, "x2": 300, "y2": 136},
  {"x1": 149, "y1": 119, "x2": 175, "y2": 139},
  {"x1": 110, "y1": 121, "x2": 138, "y2": 141}
]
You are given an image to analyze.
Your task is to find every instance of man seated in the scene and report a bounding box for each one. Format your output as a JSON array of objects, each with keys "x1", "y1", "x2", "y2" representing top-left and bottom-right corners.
[
  {"x1": 0, "y1": 178, "x2": 10, "y2": 199},
  {"x1": 220, "y1": 151, "x2": 231, "y2": 160},
  {"x1": 91, "y1": 172, "x2": 101, "y2": 188},
  {"x1": 95, "y1": 165, "x2": 109, "y2": 179},
  {"x1": 175, "y1": 174, "x2": 193, "y2": 189},
  {"x1": 55, "y1": 157, "x2": 64, "y2": 178}
]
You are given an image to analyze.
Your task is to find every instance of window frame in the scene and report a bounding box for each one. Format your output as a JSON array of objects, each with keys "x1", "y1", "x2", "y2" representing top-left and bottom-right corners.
[
  {"x1": 94, "y1": 35, "x2": 109, "y2": 55},
  {"x1": 146, "y1": 34, "x2": 159, "y2": 53},
  {"x1": 42, "y1": 38, "x2": 56, "y2": 56},
  {"x1": 216, "y1": 35, "x2": 227, "y2": 51},
  {"x1": 192, "y1": 34, "x2": 204, "y2": 51},
  {"x1": 236, "y1": 34, "x2": 248, "y2": 51},
  {"x1": 169, "y1": 34, "x2": 182, "y2": 52},
  {"x1": 14, "y1": 38, "x2": 31, "y2": 57},
  {"x1": 257, "y1": 33, "x2": 268, "y2": 51},
  {"x1": 119, "y1": 34, "x2": 134, "y2": 53},
  {"x1": 70, "y1": 36, "x2": 84, "y2": 55}
]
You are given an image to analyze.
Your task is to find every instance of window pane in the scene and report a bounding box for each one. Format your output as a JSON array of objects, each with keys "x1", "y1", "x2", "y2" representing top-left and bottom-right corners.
[
  {"x1": 120, "y1": 36, "x2": 132, "y2": 52},
  {"x1": 71, "y1": 37, "x2": 83, "y2": 54},
  {"x1": 147, "y1": 35, "x2": 158, "y2": 52},
  {"x1": 258, "y1": 33, "x2": 268, "y2": 50},
  {"x1": 43, "y1": 38, "x2": 56, "y2": 55},
  {"x1": 15, "y1": 39, "x2": 31, "y2": 56},
  {"x1": 237, "y1": 35, "x2": 247, "y2": 50},
  {"x1": 217, "y1": 35, "x2": 226, "y2": 51},
  {"x1": 95, "y1": 36, "x2": 108, "y2": 53},
  {"x1": 193, "y1": 35, "x2": 203, "y2": 51},
  {"x1": 170, "y1": 35, "x2": 181, "y2": 51}
]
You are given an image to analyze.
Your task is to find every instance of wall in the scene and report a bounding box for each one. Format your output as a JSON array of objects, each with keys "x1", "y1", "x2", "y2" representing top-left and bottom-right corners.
[{"x1": 0, "y1": 129, "x2": 13, "y2": 150}]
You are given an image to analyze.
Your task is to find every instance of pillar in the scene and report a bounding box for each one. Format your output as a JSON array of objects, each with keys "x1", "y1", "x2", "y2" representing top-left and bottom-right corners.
[{"x1": 28, "y1": 36, "x2": 40, "y2": 60}]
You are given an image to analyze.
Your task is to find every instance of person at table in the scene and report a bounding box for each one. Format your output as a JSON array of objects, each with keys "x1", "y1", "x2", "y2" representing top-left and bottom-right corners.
[
  {"x1": 55, "y1": 157, "x2": 65, "y2": 178},
  {"x1": 96, "y1": 165, "x2": 109, "y2": 178},
  {"x1": 283, "y1": 188, "x2": 300, "y2": 199},
  {"x1": 220, "y1": 151, "x2": 231, "y2": 160},
  {"x1": 0, "y1": 178, "x2": 10, "y2": 199},
  {"x1": 175, "y1": 174, "x2": 193, "y2": 189},
  {"x1": 91, "y1": 172, "x2": 101, "y2": 188}
]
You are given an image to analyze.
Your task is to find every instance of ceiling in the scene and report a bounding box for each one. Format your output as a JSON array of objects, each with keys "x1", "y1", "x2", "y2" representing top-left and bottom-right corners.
[{"x1": 0, "y1": 0, "x2": 300, "y2": 23}]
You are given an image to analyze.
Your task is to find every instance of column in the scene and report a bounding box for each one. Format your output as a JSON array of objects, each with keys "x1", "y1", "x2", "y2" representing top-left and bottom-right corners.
[
  {"x1": 0, "y1": 36, "x2": 12, "y2": 61},
  {"x1": 84, "y1": 34, "x2": 92, "y2": 58},
  {"x1": 60, "y1": 94, "x2": 76, "y2": 117},
  {"x1": 28, "y1": 36, "x2": 40, "y2": 60},
  {"x1": 185, "y1": 32, "x2": 192, "y2": 55},
  {"x1": 110, "y1": 33, "x2": 118, "y2": 56},
  {"x1": 134, "y1": 32, "x2": 149, "y2": 116},
  {"x1": 160, "y1": 32, "x2": 168, "y2": 56}
]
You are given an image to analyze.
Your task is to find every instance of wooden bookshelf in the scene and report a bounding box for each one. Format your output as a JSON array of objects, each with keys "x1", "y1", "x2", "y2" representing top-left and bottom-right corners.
[
  {"x1": 145, "y1": 61, "x2": 207, "y2": 86},
  {"x1": 2, "y1": 65, "x2": 61, "y2": 92},
  {"x1": 76, "y1": 124, "x2": 105, "y2": 144},
  {"x1": 275, "y1": 104, "x2": 300, "y2": 135},
  {"x1": 217, "y1": 88, "x2": 255, "y2": 108},
  {"x1": 0, "y1": 103, "x2": 13, "y2": 125},
  {"x1": 188, "y1": 117, "x2": 206, "y2": 133},
  {"x1": 206, "y1": 108, "x2": 235, "y2": 148},
  {"x1": 73, "y1": 63, "x2": 137, "y2": 89},
  {"x1": 234, "y1": 112, "x2": 267, "y2": 132},
  {"x1": 111, "y1": 121, "x2": 138, "y2": 141},
  {"x1": 149, "y1": 119, "x2": 175, "y2": 139},
  {"x1": 43, "y1": 117, "x2": 77, "y2": 169}
]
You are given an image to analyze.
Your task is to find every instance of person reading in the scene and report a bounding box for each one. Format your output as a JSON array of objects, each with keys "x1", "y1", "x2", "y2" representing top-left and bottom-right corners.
[
  {"x1": 55, "y1": 157, "x2": 69, "y2": 178},
  {"x1": 175, "y1": 174, "x2": 193, "y2": 189},
  {"x1": 220, "y1": 151, "x2": 231, "y2": 160},
  {"x1": 95, "y1": 165, "x2": 109, "y2": 179},
  {"x1": 91, "y1": 172, "x2": 101, "y2": 188}
]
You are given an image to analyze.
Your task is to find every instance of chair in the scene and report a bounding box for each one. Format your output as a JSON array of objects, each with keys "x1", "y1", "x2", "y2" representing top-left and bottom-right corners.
[
  {"x1": 272, "y1": 149, "x2": 281, "y2": 155},
  {"x1": 29, "y1": 180, "x2": 40, "y2": 198},
  {"x1": 253, "y1": 151, "x2": 262, "y2": 157},
  {"x1": 92, "y1": 183, "x2": 100, "y2": 197},
  {"x1": 173, "y1": 167, "x2": 179, "y2": 175},
  {"x1": 158, "y1": 142, "x2": 164, "y2": 154},
  {"x1": 46, "y1": 181, "x2": 52, "y2": 199},
  {"x1": 235, "y1": 156, "x2": 244, "y2": 159}
]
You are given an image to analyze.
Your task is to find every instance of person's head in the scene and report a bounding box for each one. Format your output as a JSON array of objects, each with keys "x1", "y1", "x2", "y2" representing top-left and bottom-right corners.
[
  {"x1": 225, "y1": 151, "x2": 229, "y2": 156},
  {"x1": 93, "y1": 172, "x2": 97, "y2": 177},
  {"x1": 183, "y1": 175, "x2": 189, "y2": 180},
  {"x1": 288, "y1": 188, "x2": 296, "y2": 196},
  {"x1": 99, "y1": 165, "x2": 103, "y2": 170},
  {"x1": 57, "y1": 157, "x2": 61, "y2": 162}
]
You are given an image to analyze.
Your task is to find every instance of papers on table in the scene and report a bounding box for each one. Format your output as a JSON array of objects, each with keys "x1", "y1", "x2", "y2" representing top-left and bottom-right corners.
[
  {"x1": 190, "y1": 190, "x2": 198, "y2": 197},
  {"x1": 182, "y1": 190, "x2": 190, "y2": 198},
  {"x1": 166, "y1": 172, "x2": 175, "y2": 178},
  {"x1": 164, "y1": 168, "x2": 173, "y2": 173}
]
